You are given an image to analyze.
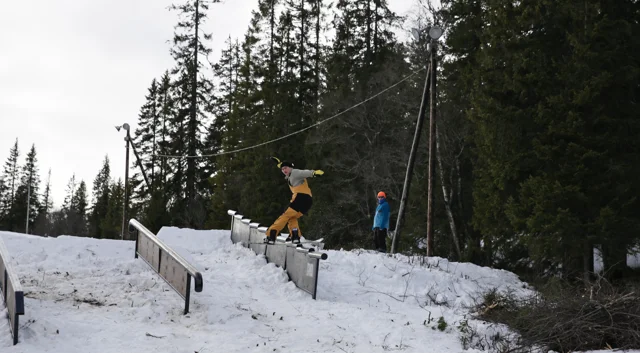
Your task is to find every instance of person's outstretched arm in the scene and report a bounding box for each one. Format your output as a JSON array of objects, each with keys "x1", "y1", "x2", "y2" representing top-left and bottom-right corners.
[
  {"x1": 290, "y1": 169, "x2": 315, "y2": 179},
  {"x1": 290, "y1": 169, "x2": 324, "y2": 179}
]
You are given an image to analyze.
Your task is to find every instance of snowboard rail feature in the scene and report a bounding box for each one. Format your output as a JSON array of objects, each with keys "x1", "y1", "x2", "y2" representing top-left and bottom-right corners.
[
  {"x1": 227, "y1": 210, "x2": 328, "y2": 299},
  {"x1": 129, "y1": 219, "x2": 203, "y2": 314},
  {"x1": 0, "y1": 236, "x2": 24, "y2": 345}
]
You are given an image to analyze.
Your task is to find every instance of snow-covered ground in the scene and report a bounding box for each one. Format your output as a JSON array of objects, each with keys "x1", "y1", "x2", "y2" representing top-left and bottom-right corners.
[
  {"x1": 0, "y1": 227, "x2": 634, "y2": 353},
  {"x1": 594, "y1": 247, "x2": 640, "y2": 272}
]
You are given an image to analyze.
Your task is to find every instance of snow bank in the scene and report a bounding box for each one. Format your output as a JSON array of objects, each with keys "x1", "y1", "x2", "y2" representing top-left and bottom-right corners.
[{"x1": 0, "y1": 229, "x2": 539, "y2": 353}]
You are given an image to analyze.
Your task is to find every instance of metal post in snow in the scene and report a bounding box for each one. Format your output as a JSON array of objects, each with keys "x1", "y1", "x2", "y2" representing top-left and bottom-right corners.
[
  {"x1": 116, "y1": 123, "x2": 131, "y2": 240},
  {"x1": 426, "y1": 26, "x2": 443, "y2": 257},
  {"x1": 25, "y1": 169, "x2": 32, "y2": 234},
  {"x1": 123, "y1": 132, "x2": 130, "y2": 240}
]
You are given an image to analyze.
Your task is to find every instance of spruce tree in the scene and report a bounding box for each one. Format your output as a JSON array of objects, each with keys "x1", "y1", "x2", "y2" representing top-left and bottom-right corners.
[
  {"x1": 34, "y1": 168, "x2": 53, "y2": 236},
  {"x1": 61, "y1": 174, "x2": 86, "y2": 236},
  {"x1": 132, "y1": 79, "x2": 160, "y2": 200},
  {"x1": 457, "y1": 0, "x2": 640, "y2": 281},
  {"x1": 205, "y1": 36, "x2": 239, "y2": 179},
  {"x1": 504, "y1": 0, "x2": 640, "y2": 280},
  {"x1": 156, "y1": 71, "x2": 175, "y2": 188},
  {"x1": 0, "y1": 138, "x2": 20, "y2": 230},
  {"x1": 11, "y1": 144, "x2": 41, "y2": 233},
  {"x1": 102, "y1": 179, "x2": 125, "y2": 239},
  {"x1": 306, "y1": 0, "x2": 413, "y2": 248},
  {"x1": 431, "y1": 0, "x2": 487, "y2": 263},
  {"x1": 206, "y1": 36, "x2": 242, "y2": 228},
  {"x1": 68, "y1": 180, "x2": 88, "y2": 237},
  {"x1": 217, "y1": 1, "x2": 316, "y2": 225},
  {"x1": 89, "y1": 156, "x2": 111, "y2": 238},
  {"x1": 0, "y1": 177, "x2": 5, "y2": 219},
  {"x1": 166, "y1": 72, "x2": 189, "y2": 225},
  {"x1": 168, "y1": 0, "x2": 219, "y2": 228},
  {"x1": 142, "y1": 72, "x2": 175, "y2": 231}
]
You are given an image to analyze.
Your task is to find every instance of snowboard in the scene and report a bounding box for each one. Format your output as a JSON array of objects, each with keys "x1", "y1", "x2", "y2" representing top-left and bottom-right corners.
[
  {"x1": 253, "y1": 236, "x2": 325, "y2": 250},
  {"x1": 276, "y1": 234, "x2": 324, "y2": 243},
  {"x1": 274, "y1": 235, "x2": 324, "y2": 245}
]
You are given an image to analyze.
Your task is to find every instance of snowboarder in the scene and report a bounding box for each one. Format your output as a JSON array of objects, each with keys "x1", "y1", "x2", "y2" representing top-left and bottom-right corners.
[
  {"x1": 266, "y1": 157, "x2": 324, "y2": 244},
  {"x1": 372, "y1": 191, "x2": 390, "y2": 252}
]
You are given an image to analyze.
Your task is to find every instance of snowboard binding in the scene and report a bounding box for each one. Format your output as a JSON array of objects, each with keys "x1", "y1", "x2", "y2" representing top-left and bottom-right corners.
[
  {"x1": 265, "y1": 229, "x2": 277, "y2": 244},
  {"x1": 290, "y1": 228, "x2": 300, "y2": 244}
]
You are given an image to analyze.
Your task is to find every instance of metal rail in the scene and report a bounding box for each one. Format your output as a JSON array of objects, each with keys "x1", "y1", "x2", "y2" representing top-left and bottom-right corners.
[
  {"x1": 0, "y1": 236, "x2": 24, "y2": 345},
  {"x1": 227, "y1": 210, "x2": 328, "y2": 299},
  {"x1": 129, "y1": 219, "x2": 203, "y2": 314}
]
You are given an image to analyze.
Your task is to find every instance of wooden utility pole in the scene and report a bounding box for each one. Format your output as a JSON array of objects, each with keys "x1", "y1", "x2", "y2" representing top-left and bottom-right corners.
[
  {"x1": 391, "y1": 66, "x2": 431, "y2": 254},
  {"x1": 122, "y1": 133, "x2": 130, "y2": 240},
  {"x1": 426, "y1": 41, "x2": 438, "y2": 257}
]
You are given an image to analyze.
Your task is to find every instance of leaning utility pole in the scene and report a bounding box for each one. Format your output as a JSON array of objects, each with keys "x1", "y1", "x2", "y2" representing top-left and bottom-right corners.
[
  {"x1": 426, "y1": 37, "x2": 439, "y2": 257},
  {"x1": 391, "y1": 66, "x2": 431, "y2": 254}
]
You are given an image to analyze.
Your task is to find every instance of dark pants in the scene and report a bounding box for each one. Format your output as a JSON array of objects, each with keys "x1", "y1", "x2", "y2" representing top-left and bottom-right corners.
[{"x1": 373, "y1": 228, "x2": 387, "y2": 253}]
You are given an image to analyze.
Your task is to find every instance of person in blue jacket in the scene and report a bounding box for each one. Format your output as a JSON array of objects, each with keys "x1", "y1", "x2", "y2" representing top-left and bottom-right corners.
[{"x1": 372, "y1": 191, "x2": 390, "y2": 253}]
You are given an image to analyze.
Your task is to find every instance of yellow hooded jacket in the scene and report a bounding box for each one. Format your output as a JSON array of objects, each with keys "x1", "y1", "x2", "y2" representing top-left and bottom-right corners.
[{"x1": 285, "y1": 169, "x2": 314, "y2": 214}]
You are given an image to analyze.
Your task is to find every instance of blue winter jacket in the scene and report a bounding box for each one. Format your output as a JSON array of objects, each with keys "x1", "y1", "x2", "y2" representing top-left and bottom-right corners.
[{"x1": 373, "y1": 199, "x2": 390, "y2": 230}]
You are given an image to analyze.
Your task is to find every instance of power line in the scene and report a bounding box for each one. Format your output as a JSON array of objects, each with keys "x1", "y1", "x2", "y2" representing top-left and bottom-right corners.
[{"x1": 154, "y1": 67, "x2": 425, "y2": 159}]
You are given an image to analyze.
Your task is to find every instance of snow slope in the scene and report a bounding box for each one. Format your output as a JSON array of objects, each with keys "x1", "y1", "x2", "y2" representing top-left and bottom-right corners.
[{"x1": 0, "y1": 227, "x2": 537, "y2": 353}]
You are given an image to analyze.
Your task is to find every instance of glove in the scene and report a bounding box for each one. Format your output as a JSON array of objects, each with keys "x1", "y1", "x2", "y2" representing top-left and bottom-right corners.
[
  {"x1": 313, "y1": 170, "x2": 324, "y2": 176},
  {"x1": 271, "y1": 156, "x2": 282, "y2": 168}
]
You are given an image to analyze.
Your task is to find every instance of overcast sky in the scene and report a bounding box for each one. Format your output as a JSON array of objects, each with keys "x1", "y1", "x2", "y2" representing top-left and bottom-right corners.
[{"x1": 0, "y1": 0, "x2": 419, "y2": 209}]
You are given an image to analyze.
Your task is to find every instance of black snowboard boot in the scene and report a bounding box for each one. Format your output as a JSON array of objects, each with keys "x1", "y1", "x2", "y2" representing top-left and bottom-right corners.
[
  {"x1": 290, "y1": 228, "x2": 300, "y2": 244},
  {"x1": 266, "y1": 229, "x2": 277, "y2": 244}
]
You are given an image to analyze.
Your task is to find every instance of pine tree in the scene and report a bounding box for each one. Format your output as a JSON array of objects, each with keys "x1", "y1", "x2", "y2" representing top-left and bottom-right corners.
[
  {"x1": 456, "y1": 0, "x2": 640, "y2": 281},
  {"x1": 206, "y1": 18, "x2": 262, "y2": 225},
  {"x1": 0, "y1": 138, "x2": 20, "y2": 230},
  {"x1": 507, "y1": 0, "x2": 640, "y2": 280},
  {"x1": 309, "y1": 0, "x2": 328, "y2": 113},
  {"x1": 222, "y1": 4, "x2": 296, "y2": 224},
  {"x1": 50, "y1": 174, "x2": 80, "y2": 237},
  {"x1": 428, "y1": 0, "x2": 487, "y2": 263},
  {"x1": 206, "y1": 36, "x2": 242, "y2": 228},
  {"x1": 137, "y1": 71, "x2": 175, "y2": 231},
  {"x1": 49, "y1": 210, "x2": 67, "y2": 237},
  {"x1": 214, "y1": 1, "x2": 316, "y2": 225},
  {"x1": 294, "y1": 0, "x2": 329, "y2": 121},
  {"x1": 305, "y1": 0, "x2": 413, "y2": 248},
  {"x1": 102, "y1": 179, "x2": 125, "y2": 239},
  {"x1": 61, "y1": 174, "x2": 87, "y2": 236},
  {"x1": 11, "y1": 144, "x2": 41, "y2": 234},
  {"x1": 88, "y1": 156, "x2": 111, "y2": 238},
  {"x1": 34, "y1": 168, "x2": 53, "y2": 236},
  {"x1": 131, "y1": 79, "x2": 160, "y2": 201},
  {"x1": 166, "y1": 72, "x2": 190, "y2": 225},
  {"x1": 205, "y1": 36, "x2": 239, "y2": 179},
  {"x1": 168, "y1": 0, "x2": 219, "y2": 227},
  {"x1": 62, "y1": 174, "x2": 77, "y2": 212},
  {"x1": 0, "y1": 177, "x2": 5, "y2": 216},
  {"x1": 282, "y1": 0, "x2": 316, "y2": 128},
  {"x1": 71, "y1": 180, "x2": 88, "y2": 236}
]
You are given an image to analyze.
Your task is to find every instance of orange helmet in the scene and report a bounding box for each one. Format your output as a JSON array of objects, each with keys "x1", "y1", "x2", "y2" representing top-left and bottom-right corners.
[{"x1": 377, "y1": 191, "x2": 386, "y2": 198}]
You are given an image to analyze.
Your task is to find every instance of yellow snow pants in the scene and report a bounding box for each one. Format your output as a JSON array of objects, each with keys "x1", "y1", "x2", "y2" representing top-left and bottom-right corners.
[{"x1": 267, "y1": 207, "x2": 304, "y2": 237}]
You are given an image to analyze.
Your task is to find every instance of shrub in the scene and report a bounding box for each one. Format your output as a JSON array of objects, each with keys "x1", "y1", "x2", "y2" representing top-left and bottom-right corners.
[{"x1": 475, "y1": 278, "x2": 640, "y2": 352}]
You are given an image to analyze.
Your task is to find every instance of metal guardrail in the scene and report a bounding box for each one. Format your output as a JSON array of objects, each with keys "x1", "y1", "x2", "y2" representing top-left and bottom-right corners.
[
  {"x1": 227, "y1": 210, "x2": 328, "y2": 299},
  {"x1": 248, "y1": 223, "x2": 266, "y2": 256},
  {"x1": 129, "y1": 219, "x2": 203, "y2": 314},
  {"x1": 0, "y1": 236, "x2": 24, "y2": 345}
]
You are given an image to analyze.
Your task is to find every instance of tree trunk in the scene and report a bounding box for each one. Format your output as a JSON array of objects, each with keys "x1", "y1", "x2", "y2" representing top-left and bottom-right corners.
[
  {"x1": 602, "y1": 241, "x2": 628, "y2": 281},
  {"x1": 187, "y1": 0, "x2": 200, "y2": 204},
  {"x1": 582, "y1": 238, "x2": 593, "y2": 285},
  {"x1": 436, "y1": 124, "x2": 462, "y2": 260}
]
